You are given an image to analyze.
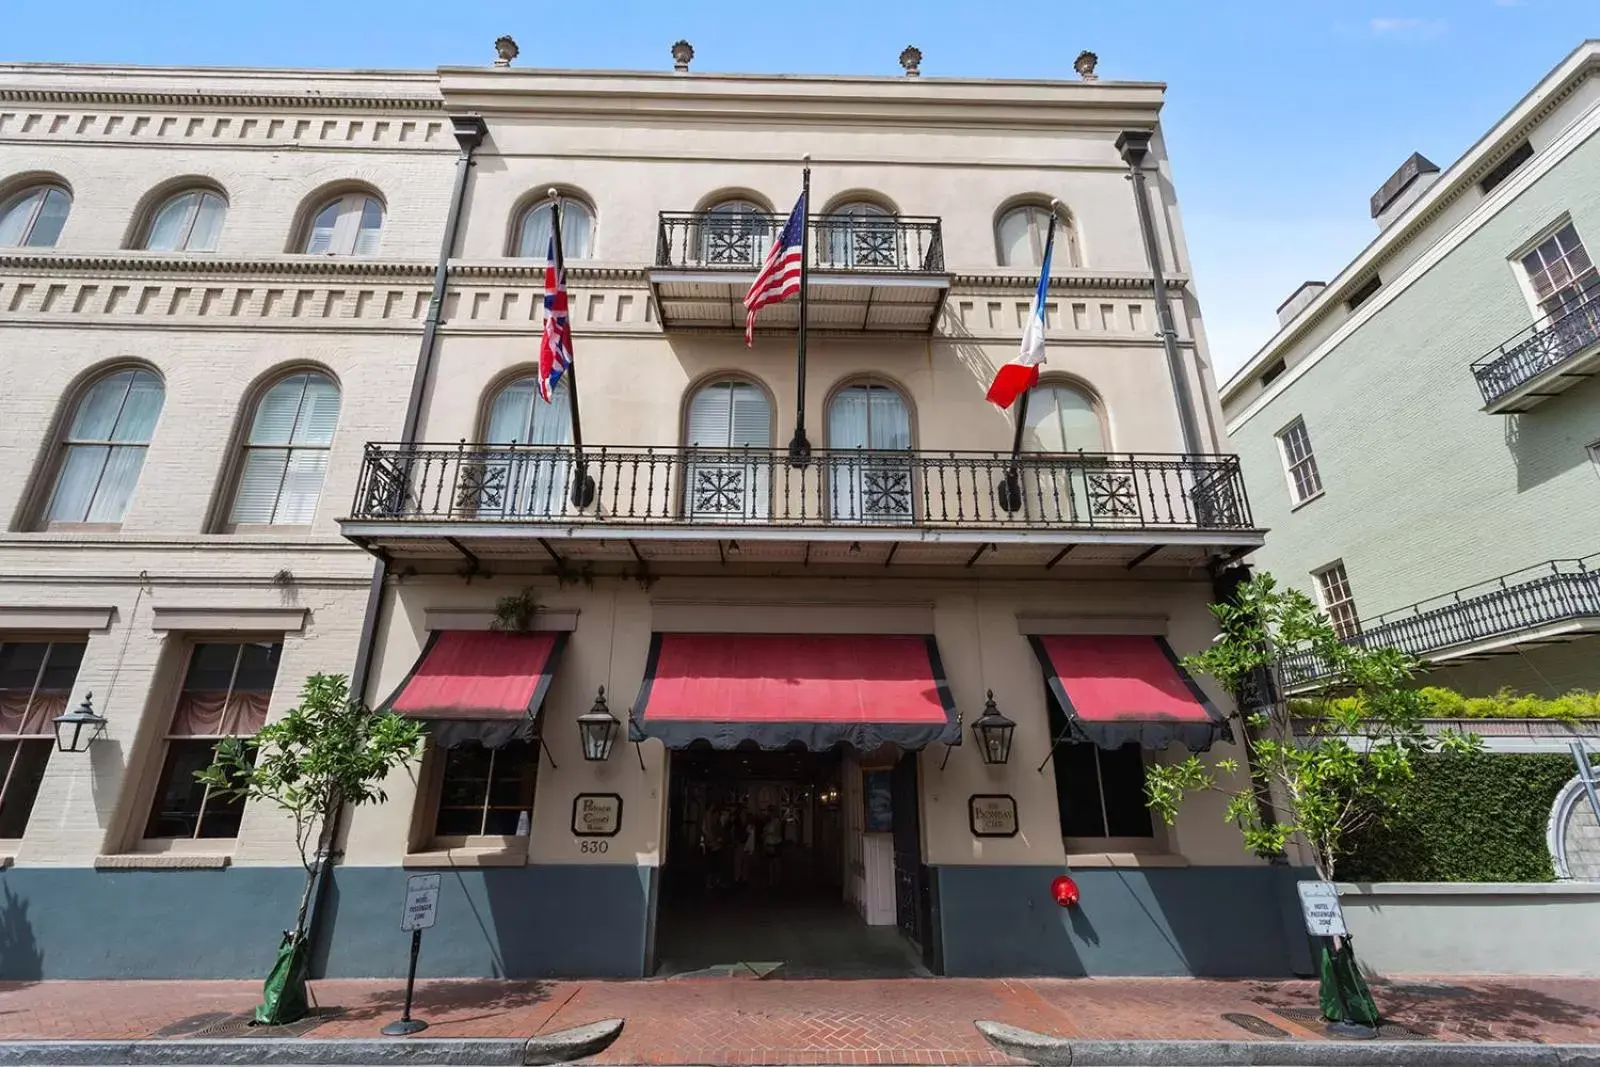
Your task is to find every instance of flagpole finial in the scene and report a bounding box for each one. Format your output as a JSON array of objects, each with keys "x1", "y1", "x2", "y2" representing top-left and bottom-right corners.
[
  {"x1": 802, "y1": 153, "x2": 811, "y2": 163},
  {"x1": 547, "y1": 187, "x2": 560, "y2": 201},
  {"x1": 1049, "y1": 198, "x2": 1062, "y2": 212}
]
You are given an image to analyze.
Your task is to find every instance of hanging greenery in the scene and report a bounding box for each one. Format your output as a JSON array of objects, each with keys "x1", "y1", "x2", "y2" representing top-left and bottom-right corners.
[{"x1": 491, "y1": 587, "x2": 540, "y2": 631}]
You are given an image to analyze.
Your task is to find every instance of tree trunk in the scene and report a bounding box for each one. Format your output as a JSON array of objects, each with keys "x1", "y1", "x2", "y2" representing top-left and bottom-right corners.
[{"x1": 291, "y1": 790, "x2": 340, "y2": 941}]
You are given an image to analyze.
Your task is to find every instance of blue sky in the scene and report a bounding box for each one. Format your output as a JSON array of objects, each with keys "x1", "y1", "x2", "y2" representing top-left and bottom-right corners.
[{"x1": 3, "y1": 1, "x2": 1595, "y2": 378}]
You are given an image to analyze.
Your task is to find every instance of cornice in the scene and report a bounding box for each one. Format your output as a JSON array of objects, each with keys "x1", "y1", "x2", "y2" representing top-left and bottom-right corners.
[
  {"x1": 0, "y1": 252, "x2": 436, "y2": 279},
  {"x1": 0, "y1": 87, "x2": 443, "y2": 111},
  {"x1": 952, "y1": 271, "x2": 1186, "y2": 293}
]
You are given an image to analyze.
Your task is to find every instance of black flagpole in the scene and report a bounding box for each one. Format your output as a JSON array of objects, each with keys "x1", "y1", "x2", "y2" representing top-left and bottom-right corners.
[
  {"x1": 787, "y1": 155, "x2": 813, "y2": 467},
  {"x1": 999, "y1": 204, "x2": 1058, "y2": 513},
  {"x1": 549, "y1": 188, "x2": 595, "y2": 508}
]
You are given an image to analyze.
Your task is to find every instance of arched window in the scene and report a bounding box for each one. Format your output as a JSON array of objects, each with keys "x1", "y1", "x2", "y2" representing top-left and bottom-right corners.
[
  {"x1": 828, "y1": 382, "x2": 913, "y2": 522},
  {"x1": 516, "y1": 200, "x2": 593, "y2": 260},
  {"x1": 0, "y1": 184, "x2": 70, "y2": 248},
  {"x1": 699, "y1": 199, "x2": 771, "y2": 267},
  {"x1": 228, "y1": 371, "x2": 341, "y2": 526},
  {"x1": 141, "y1": 188, "x2": 227, "y2": 252},
  {"x1": 821, "y1": 200, "x2": 894, "y2": 269},
  {"x1": 1023, "y1": 382, "x2": 1105, "y2": 453},
  {"x1": 477, "y1": 376, "x2": 574, "y2": 517},
  {"x1": 996, "y1": 203, "x2": 1080, "y2": 269},
  {"x1": 43, "y1": 368, "x2": 164, "y2": 526},
  {"x1": 302, "y1": 192, "x2": 383, "y2": 255},
  {"x1": 685, "y1": 379, "x2": 771, "y2": 519}
]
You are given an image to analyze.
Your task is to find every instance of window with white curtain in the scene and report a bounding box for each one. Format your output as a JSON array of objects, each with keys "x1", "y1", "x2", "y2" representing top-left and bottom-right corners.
[
  {"x1": 478, "y1": 377, "x2": 574, "y2": 517},
  {"x1": 0, "y1": 184, "x2": 71, "y2": 248},
  {"x1": 302, "y1": 192, "x2": 383, "y2": 255},
  {"x1": 699, "y1": 200, "x2": 771, "y2": 267},
  {"x1": 996, "y1": 204, "x2": 1079, "y2": 268},
  {"x1": 821, "y1": 201, "x2": 893, "y2": 269},
  {"x1": 1023, "y1": 383, "x2": 1104, "y2": 453},
  {"x1": 685, "y1": 380, "x2": 771, "y2": 519},
  {"x1": 228, "y1": 372, "x2": 340, "y2": 526},
  {"x1": 44, "y1": 368, "x2": 165, "y2": 526},
  {"x1": 141, "y1": 189, "x2": 227, "y2": 252},
  {"x1": 827, "y1": 383, "x2": 913, "y2": 522},
  {"x1": 516, "y1": 200, "x2": 593, "y2": 260}
]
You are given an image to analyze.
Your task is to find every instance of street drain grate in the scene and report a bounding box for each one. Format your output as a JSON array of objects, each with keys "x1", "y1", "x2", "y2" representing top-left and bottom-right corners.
[
  {"x1": 149, "y1": 1012, "x2": 235, "y2": 1038},
  {"x1": 1222, "y1": 1013, "x2": 1291, "y2": 1038},
  {"x1": 1268, "y1": 1007, "x2": 1431, "y2": 1041},
  {"x1": 185, "y1": 1007, "x2": 344, "y2": 1040}
]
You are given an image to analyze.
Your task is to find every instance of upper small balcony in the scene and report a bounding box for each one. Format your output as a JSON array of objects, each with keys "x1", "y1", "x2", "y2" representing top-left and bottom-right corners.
[
  {"x1": 649, "y1": 211, "x2": 948, "y2": 333},
  {"x1": 1282, "y1": 555, "x2": 1600, "y2": 688},
  {"x1": 339, "y1": 444, "x2": 1260, "y2": 572},
  {"x1": 1471, "y1": 277, "x2": 1600, "y2": 413}
]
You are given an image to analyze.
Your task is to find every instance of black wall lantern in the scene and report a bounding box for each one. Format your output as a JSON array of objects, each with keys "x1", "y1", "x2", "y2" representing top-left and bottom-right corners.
[
  {"x1": 53, "y1": 691, "x2": 108, "y2": 753},
  {"x1": 576, "y1": 686, "x2": 620, "y2": 762},
  {"x1": 971, "y1": 690, "x2": 1016, "y2": 765}
]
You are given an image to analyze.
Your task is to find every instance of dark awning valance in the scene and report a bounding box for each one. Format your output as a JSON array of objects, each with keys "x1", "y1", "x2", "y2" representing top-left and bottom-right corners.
[
  {"x1": 629, "y1": 633, "x2": 959, "y2": 752},
  {"x1": 1030, "y1": 634, "x2": 1230, "y2": 752},
  {"x1": 379, "y1": 630, "x2": 567, "y2": 748}
]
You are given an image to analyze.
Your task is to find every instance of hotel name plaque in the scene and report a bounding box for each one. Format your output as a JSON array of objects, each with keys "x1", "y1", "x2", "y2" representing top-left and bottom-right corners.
[{"x1": 571, "y1": 793, "x2": 623, "y2": 837}]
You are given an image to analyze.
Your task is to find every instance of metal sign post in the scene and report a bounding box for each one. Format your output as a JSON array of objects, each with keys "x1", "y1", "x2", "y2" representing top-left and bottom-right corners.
[{"x1": 382, "y1": 873, "x2": 440, "y2": 1036}]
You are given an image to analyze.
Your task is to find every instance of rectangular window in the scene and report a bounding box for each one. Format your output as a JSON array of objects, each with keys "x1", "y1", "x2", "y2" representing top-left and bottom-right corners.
[
  {"x1": 1315, "y1": 563, "x2": 1362, "y2": 641},
  {"x1": 1345, "y1": 274, "x2": 1382, "y2": 311},
  {"x1": 0, "y1": 640, "x2": 85, "y2": 839},
  {"x1": 143, "y1": 641, "x2": 280, "y2": 840},
  {"x1": 1046, "y1": 695, "x2": 1153, "y2": 840},
  {"x1": 432, "y1": 740, "x2": 538, "y2": 839},
  {"x1": 1520, "y1": 222, "x2": 1596, "y2": 320},
  {"x1": 1276, "y1": 418, "x2": 1323, "y2": 504},
  {"x1": 1259, "y1": 358, "x2": 1287, "y2": 388},
  {"x1": 1479, "y1": 141, "x2": 1533, "y2": 195}
]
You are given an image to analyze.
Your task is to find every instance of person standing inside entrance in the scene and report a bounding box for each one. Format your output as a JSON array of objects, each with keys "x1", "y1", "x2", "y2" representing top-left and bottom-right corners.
[
  {"x1": 701, "y1": 803, "x2": 728, "y2": 890},
  {"x1": 762, "y1": 806, "x2": 783, "y2": 889},
  {"x1": 734, "y1": 809, "x2": 756, "y2": 887}
]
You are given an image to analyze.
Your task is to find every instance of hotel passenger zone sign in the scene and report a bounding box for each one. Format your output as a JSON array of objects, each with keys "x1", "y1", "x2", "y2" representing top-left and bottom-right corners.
[
  {"x1": 401, "y1": 873, "x2": 441, "y2": 932},
  {"x1": 1297, "y1": 880, "x2": 1348, "y2": 938}
]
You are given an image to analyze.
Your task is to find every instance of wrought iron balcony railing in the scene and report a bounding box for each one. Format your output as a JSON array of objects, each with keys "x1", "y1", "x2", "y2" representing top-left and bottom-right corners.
[
  {"x1": 654, "y1": 212, "x2": 945, "y2": 273},
  {"x1": 1282, "y1": 555, "x2": 1600, "y2": 685},
  {"x1": 1471, "y1": 276, "x2": 1600, "y2": 408},
  {"x1": 348, "y1": 444, "x2": 1253, "y2": 533}
]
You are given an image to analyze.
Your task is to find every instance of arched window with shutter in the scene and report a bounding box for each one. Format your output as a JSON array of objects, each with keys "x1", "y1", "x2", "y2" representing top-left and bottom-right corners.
[
  {"x1": 1019, "y1": 381, "x2": 1106, "y2": 524},
  {"x1": 140, "y1": 187, "x2": 227, "y2": 252},
  {"x1": 996, "y1": 202, "x2": 1081, "y2": 269},
  {"x1": 476, "y1": 375, "x2": 574, "y2": 517},
  {"x1": 42, "y1": 367, "x2": 165, "y2": 527},
  {"x1": 0, "y1": 183, "x2": 71, "y2": 248},
  {"x1": 684, "y1": 379, "x2": 772, "y2": 519},
  {"x1": 827, "y1": 382, "x2": 913, "y2": 522},
  {"x1": 516, "y1": 199, "x2": 594, "y2": 260},
  {"x1": 299, "y1": 191, "x2": 383, "y2": 256},
  {"x1": 227, "y1": 371, "x2": 341, "y2": 527},
  {"x1": 699, "y1": 200, "x2": 772, "y2": 267}
]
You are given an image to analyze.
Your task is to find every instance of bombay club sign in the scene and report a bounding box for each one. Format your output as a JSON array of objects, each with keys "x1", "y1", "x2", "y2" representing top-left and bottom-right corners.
[{"x1": 969, "y1": 794, "x2": 1019, "y2": 838}]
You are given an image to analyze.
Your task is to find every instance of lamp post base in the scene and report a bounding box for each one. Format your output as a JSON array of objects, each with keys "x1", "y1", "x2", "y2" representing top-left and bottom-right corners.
[{"x1": 382, "y1": 1018, "x2": 429, "y2": 1037}]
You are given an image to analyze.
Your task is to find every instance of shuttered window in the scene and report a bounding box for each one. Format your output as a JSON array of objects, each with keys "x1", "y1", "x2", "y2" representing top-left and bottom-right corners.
[
  {"x1": 517, "y1": 201, "x2": 594, "y2": 260},
  {"x1": 1521, "y1": 223, "x2": 1596, "y2": 320},
  {"x1": 229, "y1": 372, "x2": 340, "y2": 526},
  {"x1": 45, "y1": 369, "x2": 165, "y2": 526},
  {"x1": 303, "y1": 193, "x2": 383, "y2": 256},
  {"x1": 477, "y1": 377, "x2": 574, "y2": 517},
  {"x1": 685, "y1": 380, "x2": 771, "y2": 519},
  {"x1": 143, "y1": 190, "x2": 227, "y2": 252}
]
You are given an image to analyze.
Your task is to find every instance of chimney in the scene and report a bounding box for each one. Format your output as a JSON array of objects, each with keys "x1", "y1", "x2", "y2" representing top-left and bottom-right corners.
[
  {"x1": 1370, "y1": 152, "x2": 1441, "y2": 230},
  {"x1": 1276, "y1": 281, "x2": 1327, "y2": 327}
]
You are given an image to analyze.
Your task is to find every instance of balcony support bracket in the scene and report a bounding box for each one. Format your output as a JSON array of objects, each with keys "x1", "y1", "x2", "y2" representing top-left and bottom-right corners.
[{"x1": 1126, "y1": 545, "x2": 1164, "y2": 570}]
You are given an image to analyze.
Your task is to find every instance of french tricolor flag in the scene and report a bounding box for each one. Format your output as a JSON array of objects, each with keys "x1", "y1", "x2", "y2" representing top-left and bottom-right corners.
[{"x1": 985, "y1": 231, "x2": 1054, "y2": 408}]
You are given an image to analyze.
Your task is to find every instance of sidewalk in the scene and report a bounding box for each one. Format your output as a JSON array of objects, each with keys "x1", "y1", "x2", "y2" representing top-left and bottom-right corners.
[{"x1": 2, "y1": 974, "x2": 1598, "y2": 1063}]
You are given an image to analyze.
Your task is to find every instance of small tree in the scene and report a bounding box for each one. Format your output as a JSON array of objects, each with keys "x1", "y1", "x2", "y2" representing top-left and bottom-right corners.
[
  {"x1": 1144, "y1": 573, "x2": 1475, "y2": 1027},
  {"x1": 198, "y1": 673, "x2": 423, "y2": 1024}
]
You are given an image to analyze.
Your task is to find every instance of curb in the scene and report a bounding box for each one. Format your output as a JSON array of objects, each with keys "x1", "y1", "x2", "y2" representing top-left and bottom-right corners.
[
  {"x1": 975, "y1": 1021, "x2": 1600, "y2": 1067},
  {"x1": 0, "y1": 1017, "x2": 624, "y2": 1067}
]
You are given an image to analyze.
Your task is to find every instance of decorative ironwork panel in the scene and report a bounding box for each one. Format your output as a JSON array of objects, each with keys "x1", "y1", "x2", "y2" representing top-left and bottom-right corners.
[{"x1": 1085, "y1": 471, "x2": 1141, "y2": 521}]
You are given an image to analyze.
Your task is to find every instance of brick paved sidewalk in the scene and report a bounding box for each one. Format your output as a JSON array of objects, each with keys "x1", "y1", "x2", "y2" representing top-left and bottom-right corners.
[{"x1": 2, "y1": 975, "x2": 1597, "y2": 1063}]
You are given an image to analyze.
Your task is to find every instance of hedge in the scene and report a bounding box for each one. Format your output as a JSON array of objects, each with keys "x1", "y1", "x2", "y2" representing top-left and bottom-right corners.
[
  {"x1": 1291, "y1": 686, "x2": 1600, "y2": 721},
  {"x1": 1337, "y1": 751, "x2": 1587, "y2": 882}
]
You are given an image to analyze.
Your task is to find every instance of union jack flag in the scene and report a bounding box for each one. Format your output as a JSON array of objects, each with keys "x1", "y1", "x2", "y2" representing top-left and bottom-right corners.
[
  {"x1": 743, "y1": 192, "x2": 806, "y2": 346},
  {"x1": 538, "y1": 235, "x2": 572, "y2": 402}
]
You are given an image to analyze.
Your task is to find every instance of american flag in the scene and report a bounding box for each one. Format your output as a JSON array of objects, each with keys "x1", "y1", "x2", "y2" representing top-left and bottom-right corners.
[
  {"x1": 743, "y1": 192, "x2": 806, "y2": 346},
  {"x1": 538, "y1": 235, "x2": 572, "y2": 402}
]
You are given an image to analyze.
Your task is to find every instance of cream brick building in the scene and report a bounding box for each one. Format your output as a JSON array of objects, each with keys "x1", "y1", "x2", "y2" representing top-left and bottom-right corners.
[{"x1": 0, "y1": 52, "x2": 1296, "y2": 980}]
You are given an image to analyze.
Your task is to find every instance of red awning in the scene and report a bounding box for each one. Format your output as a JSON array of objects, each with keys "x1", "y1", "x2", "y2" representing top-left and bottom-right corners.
[
  {"x1": 1029, "y1": 634, "x2": 1228, "y2": 752},
  {"x1": 378, "y1": 630, "x2": 567, "y2": 748},
  {"x1": 631, "y1": 633, "x2": 959, "y2": 751}
]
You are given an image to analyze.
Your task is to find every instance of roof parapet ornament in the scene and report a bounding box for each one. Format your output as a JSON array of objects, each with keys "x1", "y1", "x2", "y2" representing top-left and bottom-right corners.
[
  {"x1": 1074, "y1": 50, "x2": 1099, "y2": 81},
  {"x1": 899, "y1": 46, "x2": 922, "y2": 77},
  {"x1": 672, "y1": 40, "x2": 695, "y2": 73},
  {"x1": 494, "y1": 35, "x2": 519, "y2": 68}
]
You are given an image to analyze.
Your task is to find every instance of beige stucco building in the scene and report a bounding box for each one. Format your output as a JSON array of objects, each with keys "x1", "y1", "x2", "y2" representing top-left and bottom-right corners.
[{"x1": 0, "y1": 50, "x2": 1294, "y2": 980}]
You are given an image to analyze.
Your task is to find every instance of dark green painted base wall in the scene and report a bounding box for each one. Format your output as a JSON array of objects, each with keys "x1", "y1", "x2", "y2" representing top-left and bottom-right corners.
[
  {"x1": 0, "y1": 864, "x2": 653, "y2": 980},
  {"x1": 933, "y1": 864, "x2": 1315, "y2": 978}
]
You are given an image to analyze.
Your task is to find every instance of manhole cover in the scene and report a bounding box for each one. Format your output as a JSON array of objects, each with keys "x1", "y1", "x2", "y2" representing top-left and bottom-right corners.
[
  {"x1": 188, "y1": 1007, "x2": 344, "y2": 1039},
  {"x1": 1269, "y1": 1007, "x2": 1430, "y2": 1041},
  {"x1": 149, "y1": 1012, "x2": 235, "y2": 1038},
  {"x1": 1222, "y1": 1012, "x2": 1290, "y2": 1038}
]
